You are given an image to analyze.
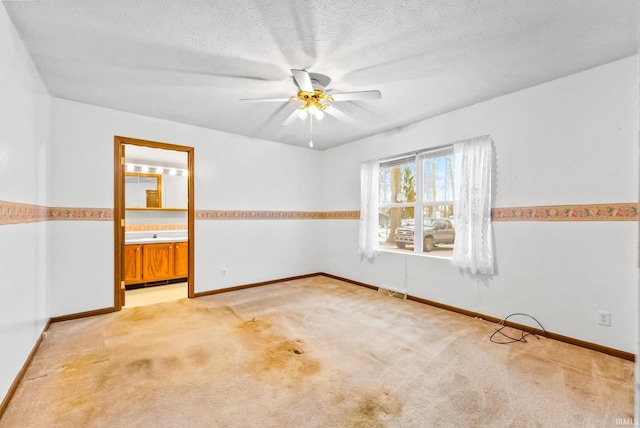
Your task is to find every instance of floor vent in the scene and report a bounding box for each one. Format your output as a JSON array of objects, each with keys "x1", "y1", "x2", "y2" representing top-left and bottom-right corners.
[{"x1": 377, "y1": 287, "x2": 407, "y2": 300}]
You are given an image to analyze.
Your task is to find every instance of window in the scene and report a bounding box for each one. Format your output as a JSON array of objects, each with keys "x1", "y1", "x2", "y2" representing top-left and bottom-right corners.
[
  {"x1": 378, "y1": 147, "x2": 455, "y2": 255},
  {"x1": 359, "y1": 135, "x2": 493, "y2": 272}
]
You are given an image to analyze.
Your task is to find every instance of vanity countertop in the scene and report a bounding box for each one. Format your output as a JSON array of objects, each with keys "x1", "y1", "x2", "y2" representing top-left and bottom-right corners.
[
  {"x1": 125, "y1": 230, "x2": 187, "y2": 245},
  {"x1": 125, "y1": 237, "x2": 187, "y2": 245}
]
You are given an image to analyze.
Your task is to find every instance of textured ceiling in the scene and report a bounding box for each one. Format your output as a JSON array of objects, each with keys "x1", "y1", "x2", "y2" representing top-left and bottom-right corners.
[{"x1": 3, "y1": 0, "x2": 637, "y2": 150}]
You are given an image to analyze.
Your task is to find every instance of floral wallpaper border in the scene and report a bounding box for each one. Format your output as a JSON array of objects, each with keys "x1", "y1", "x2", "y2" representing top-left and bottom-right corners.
[
  {"x1": 195, "y1": 210, "x2": 360, "y2": 220},
  {"x1": 48, "y1": 207, "x2": 114, "y2": 221},
  {"x1": 0, "y1": 201, "x2": 49, "y2": 225},
  {"x1": 0, "y1": 201, "x2": 114, "y2": 225},
  {"x1": 125, "y1": 223, "x2": 187, "y2": 232},
  {"x1": 2, "y1": 201, "x2": 638, "y2": 226},
  {"x1": 491, "y1": 203, "x2": 638, "y2": 222}
]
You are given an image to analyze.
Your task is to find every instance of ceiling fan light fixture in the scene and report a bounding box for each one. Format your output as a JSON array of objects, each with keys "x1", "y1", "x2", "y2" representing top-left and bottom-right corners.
[{"x1": 245, "y1": 69, "x2": 380, "y2": 135}]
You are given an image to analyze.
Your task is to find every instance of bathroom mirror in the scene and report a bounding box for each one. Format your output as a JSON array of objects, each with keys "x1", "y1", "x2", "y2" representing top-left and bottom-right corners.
[{"x1": 125, "y1": 173, "x2": 162, "y2": 208}]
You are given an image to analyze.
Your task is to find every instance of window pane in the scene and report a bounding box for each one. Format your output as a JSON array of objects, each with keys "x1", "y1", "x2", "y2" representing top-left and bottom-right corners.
[
  {"x1": 422, "y1": 205, "x2": 455, "y2": 255},
  {"x1": 379, "y1": 207, "x2": 414, "y2": 252},
  {"x1": 422, "y1": 153, "x2": 455, "y2": 202},
  {"x1": 379, "y1": 160, "x2": 416, "y2": 204}
]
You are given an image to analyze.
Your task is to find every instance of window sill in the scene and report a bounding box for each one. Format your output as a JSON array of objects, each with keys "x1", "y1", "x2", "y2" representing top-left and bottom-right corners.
[{"x1": 379, "y1": 248, "x2": 453, "y2": 260}]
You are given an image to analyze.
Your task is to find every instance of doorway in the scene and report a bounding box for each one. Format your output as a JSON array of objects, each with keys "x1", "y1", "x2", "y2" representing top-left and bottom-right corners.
[{"x1": 114, "y1": 136, "x2": 195, "y2": 310}]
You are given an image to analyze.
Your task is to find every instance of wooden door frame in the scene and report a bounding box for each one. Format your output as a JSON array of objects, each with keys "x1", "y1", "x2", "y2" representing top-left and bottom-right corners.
[{"x1": 114, "y1": 136, "x2": 195, "y2": 310}]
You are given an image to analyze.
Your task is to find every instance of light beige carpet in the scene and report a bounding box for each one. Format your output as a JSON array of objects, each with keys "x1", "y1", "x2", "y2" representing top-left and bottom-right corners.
[{"x1": 0, "y1": 276, "x2": 633, "y2": 427}]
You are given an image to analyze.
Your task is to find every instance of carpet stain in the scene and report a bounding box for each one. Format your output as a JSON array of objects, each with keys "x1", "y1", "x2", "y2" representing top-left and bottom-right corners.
[
  {"x1": 223, "y1": 304, "x2": 243, "y2": 319},
  {"x1": 120, "y1": 306, "x2": 159, "y2": 322},
  {"x1": 438, "y1": 373, "x2": 483, "y2": 413},
  {"x1": 236, "y1": 317, "x2": 321, "y2": 382},
  {"x1": 49, "y1": 354, "x2": 109, "y2": 426},
  {"x1": 258, "y1": 339, "x2": 321, "y2": 377},
  {"x1": 160, "y1": 355, "x2": 183, "y2": 370},
  {"x1": 188, "y1": 346, "x2": 211, "y2": 366},
  {"x1": 343, "y1": 390, "x2": 402, "y2": 427},
  {"x1": 432, "y1": 372, "x2": 506, "y2": 426},
  {"x1": 238, "y1": 317, "x2": 272, "y2": 333},
  {"x1": 127, "y1": 357, "x2": 155, "y2": 378}
]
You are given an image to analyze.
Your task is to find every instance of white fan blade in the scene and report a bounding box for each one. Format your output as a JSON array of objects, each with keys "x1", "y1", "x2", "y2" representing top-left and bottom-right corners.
[
  {"x1": 240, "y1": 97, "x2": 294, "y2": 102},
  {"x1": 291, "y1": 69, "x2": 314, "y2": 93},
  {"x1": 329, "y1": 90, "x2": 382, "y2": 102},
  {"x1": 282, "y1": 109, "x2": 300, "y2": 126},
  {"x1": 324, "y1": 105, "x2": 355, "y2": 122}
]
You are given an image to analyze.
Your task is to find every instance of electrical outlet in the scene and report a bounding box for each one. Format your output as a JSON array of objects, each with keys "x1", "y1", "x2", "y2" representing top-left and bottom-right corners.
[{"x1": 598, "y1": 311, "x2": 611, "y2": 326}]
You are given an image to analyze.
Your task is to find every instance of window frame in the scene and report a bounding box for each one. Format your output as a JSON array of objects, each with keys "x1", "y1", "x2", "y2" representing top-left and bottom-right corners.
[{"x1": 378, "y1": 145, "x2": 455, "y2": 256}]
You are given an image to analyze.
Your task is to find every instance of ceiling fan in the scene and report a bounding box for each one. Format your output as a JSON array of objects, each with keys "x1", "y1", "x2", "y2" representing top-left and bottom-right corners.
[{"x1": 240, "y1": 69, "x2": 382, "y2": 126}]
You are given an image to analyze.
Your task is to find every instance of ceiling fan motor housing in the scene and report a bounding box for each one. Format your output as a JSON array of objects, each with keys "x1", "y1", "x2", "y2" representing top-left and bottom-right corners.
[
  {"x1": 296, "y1": 89, "x2": 333, "y2": 110},
  {"x1": 294, "y1": 72, "x2": 333, "y2": 110}
]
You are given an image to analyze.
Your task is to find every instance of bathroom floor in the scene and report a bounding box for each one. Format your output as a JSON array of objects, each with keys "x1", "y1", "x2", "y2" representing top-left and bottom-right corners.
[{"x1": 124, "y1": 282, "x2": 187, "y2": 307}]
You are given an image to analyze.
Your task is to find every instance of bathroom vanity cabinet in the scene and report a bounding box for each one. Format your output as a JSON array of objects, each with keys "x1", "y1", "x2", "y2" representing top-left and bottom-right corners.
[
  {"x1": 124, "y1": 241, "x2": 188, "y2": 285},
  {"x1": 174, "y1": 242, "x2": 189, "y2": 278},
  {"x1": 124, "y1": 244, "x2": 143, "y2": 284}
]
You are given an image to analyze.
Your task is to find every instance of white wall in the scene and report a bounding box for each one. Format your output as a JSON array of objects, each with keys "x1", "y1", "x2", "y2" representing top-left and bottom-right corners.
[
  {"x1": 48, "y1": 98, "x2": 324, "y2": 314},
  {"x1": 190, "y1": 130, "x2": 325, "y2": 292},
  {"x1": 0, "y1": 5, "x2": 50, "y2": 403},
  {"x1": 163, "y1": 174, "x2": 188, "y2": 209},
  {"x1": 318, "y1": 56, "x2": 639, "y2": 353},
  {"x1": 125, "y1": 210, "x2": 187, "y2": 225}
]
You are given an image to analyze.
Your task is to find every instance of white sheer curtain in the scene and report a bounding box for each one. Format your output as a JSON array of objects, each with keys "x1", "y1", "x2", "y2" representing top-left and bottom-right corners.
[
  {"x1": 358, "y1": 160, "x2": 380, "y2": 259},
  {"x1": 451, "y1": 136, "x2": 494, "y2": 275}
]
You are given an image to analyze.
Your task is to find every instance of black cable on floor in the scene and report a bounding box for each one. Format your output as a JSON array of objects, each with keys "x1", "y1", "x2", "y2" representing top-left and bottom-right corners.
[{"x1": 490, "y1": 313, "x2": 548, "y2": 345}]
